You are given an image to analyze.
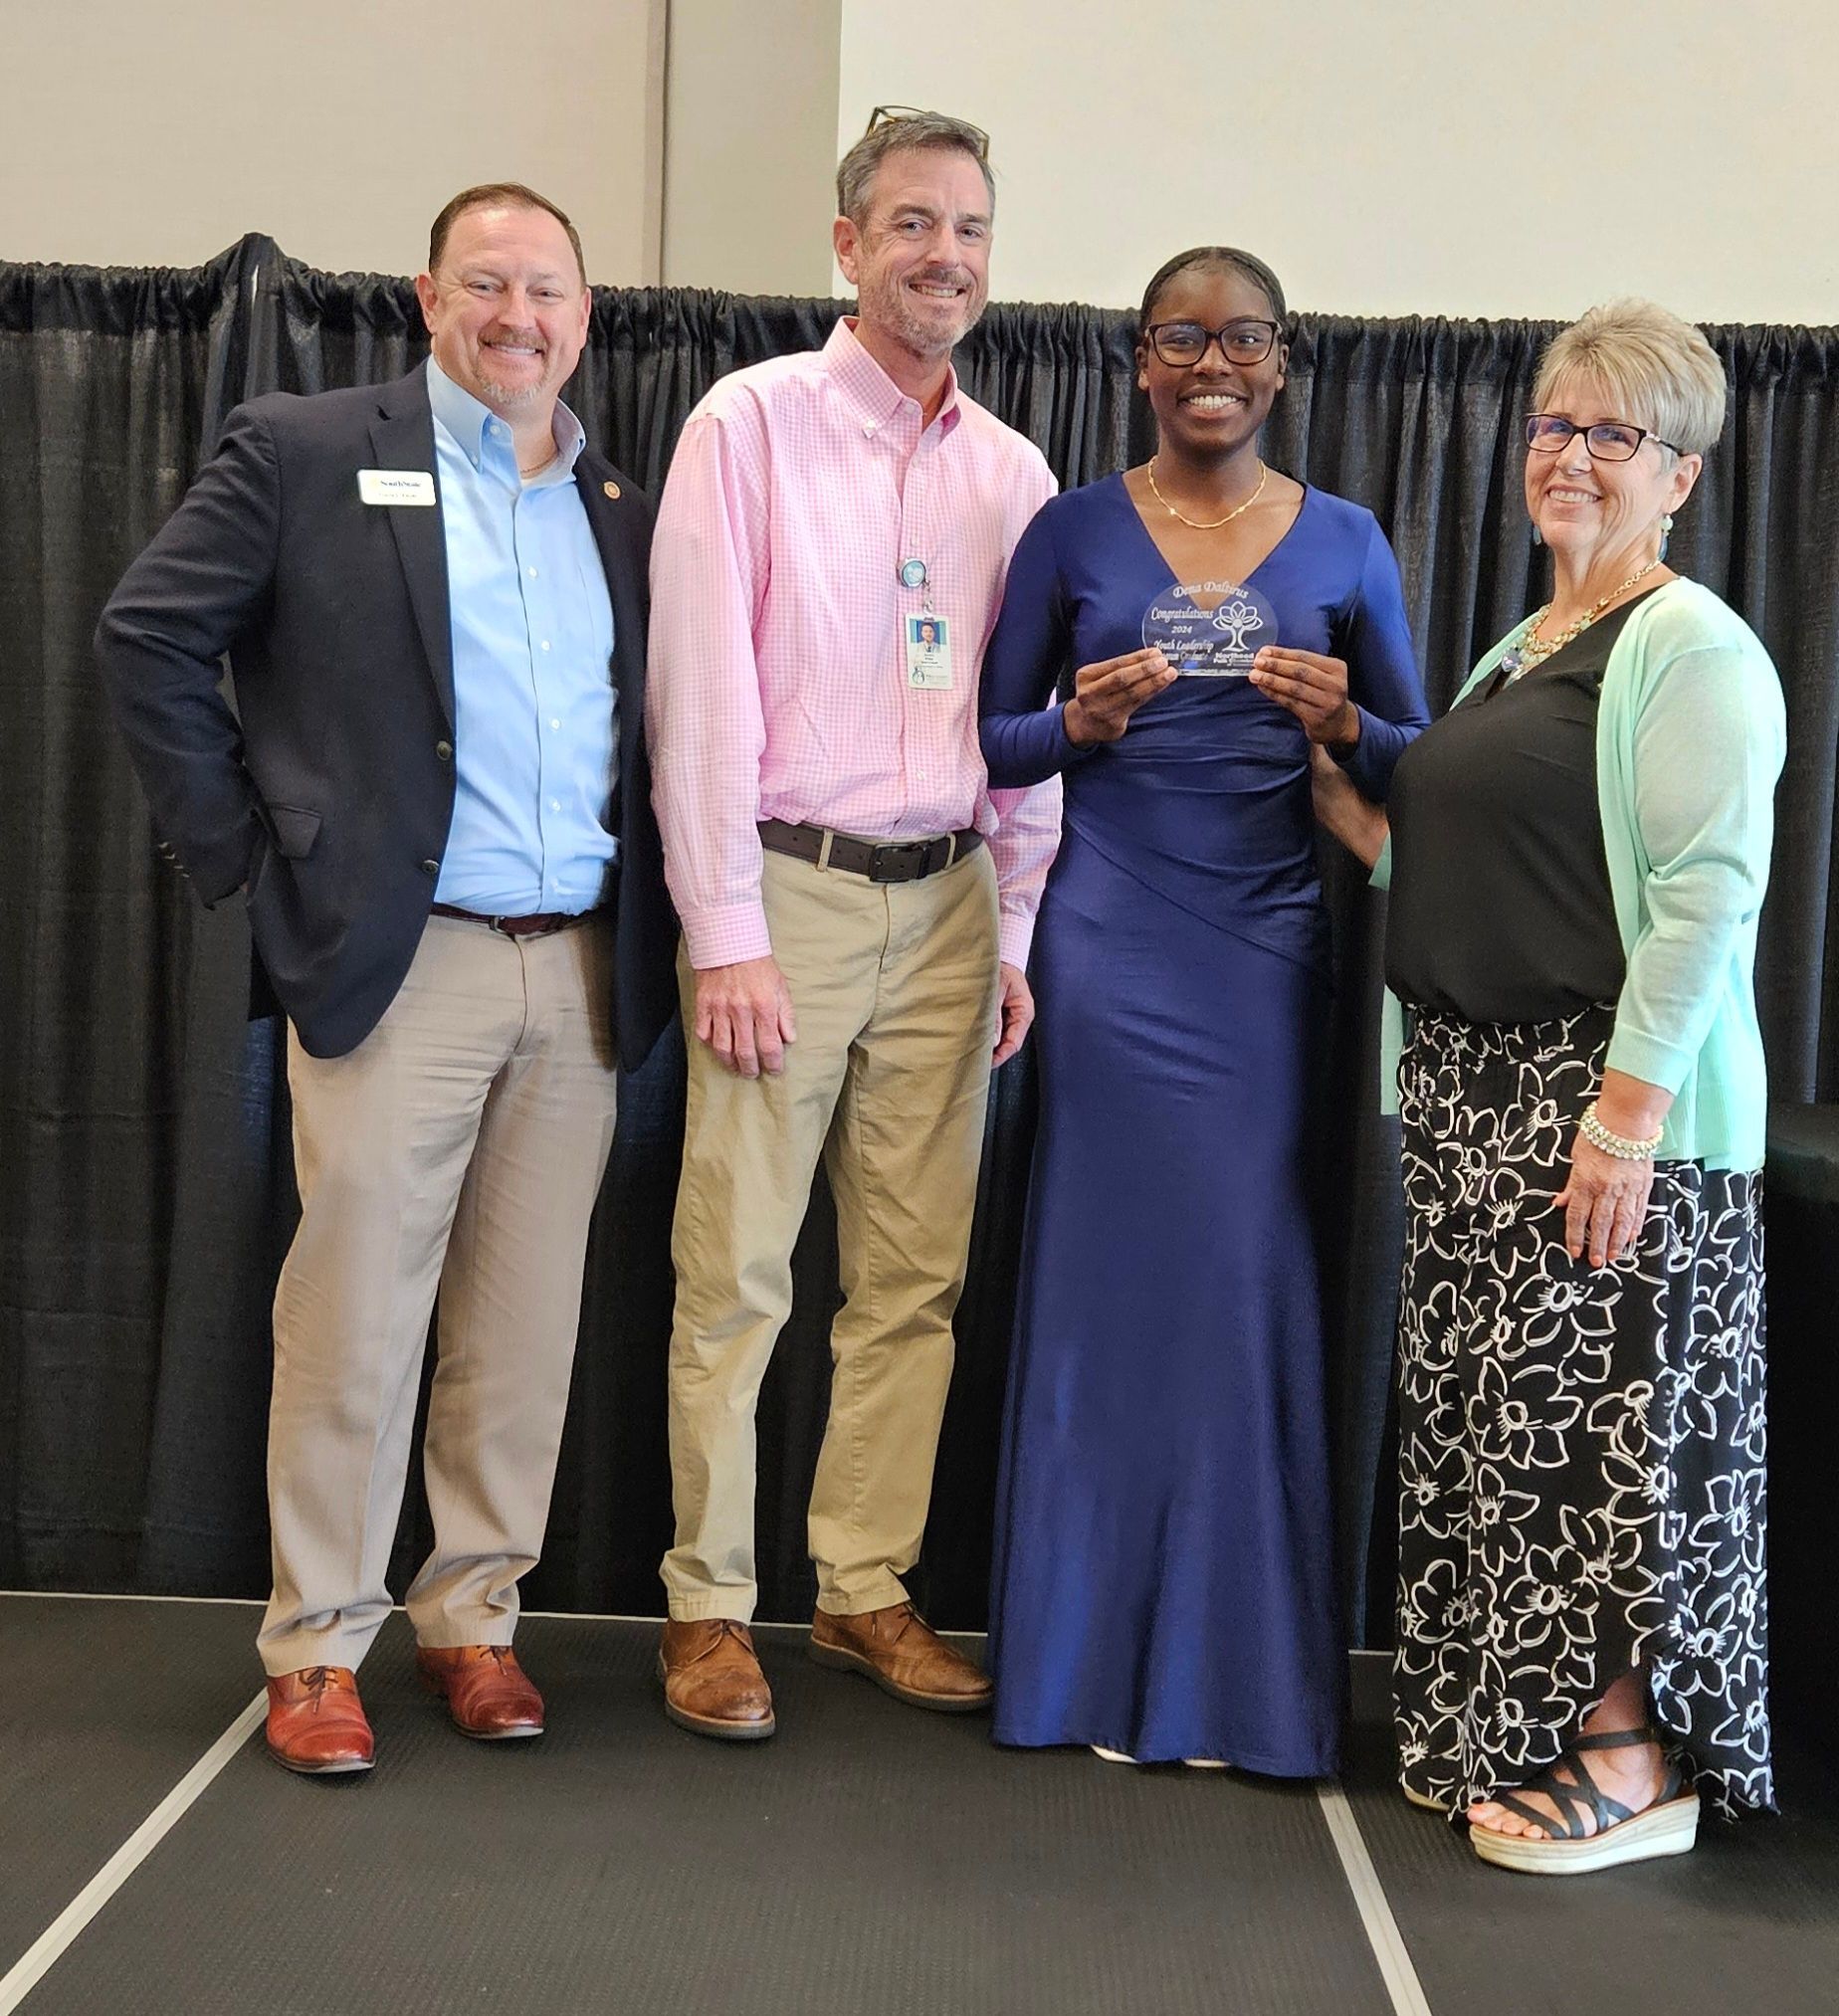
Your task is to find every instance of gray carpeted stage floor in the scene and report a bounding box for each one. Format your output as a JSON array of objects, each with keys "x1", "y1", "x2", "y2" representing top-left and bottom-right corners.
[{"x1": 2, "y1": 1594, "x2": 1833, "y2": 2015}]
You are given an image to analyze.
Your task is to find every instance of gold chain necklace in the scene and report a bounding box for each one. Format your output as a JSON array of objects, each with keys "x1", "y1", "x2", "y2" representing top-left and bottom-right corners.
[
  {"x1": 1144, "y1": 457, "x2": 1268, "y2": 531},
  {"x1": 1503, "y1": 557, "x2": 1665, "y2": 680}
]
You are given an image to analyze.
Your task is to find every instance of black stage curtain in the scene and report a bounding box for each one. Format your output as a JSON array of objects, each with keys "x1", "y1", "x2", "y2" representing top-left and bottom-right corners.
[{"x1": 5, "y1": 237, "x2": 1836, "y2": 1640}]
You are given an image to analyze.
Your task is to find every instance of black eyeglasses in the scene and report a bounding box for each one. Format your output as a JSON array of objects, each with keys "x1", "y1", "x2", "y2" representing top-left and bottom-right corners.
[
  {"x1": 1525, "y1": 413, "x2": 1682, "y2": 462},
  {"x1": 866, "y1": 105, "x2": 990, "y2": 159},
  {"x1": 1144, "y1": 319, "x2": 1282, "y2": 368}
]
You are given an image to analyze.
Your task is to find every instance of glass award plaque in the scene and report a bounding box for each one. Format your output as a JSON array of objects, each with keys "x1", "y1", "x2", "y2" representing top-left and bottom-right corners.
[{"x1": 1141, "y1": 580, "x2": 1278, "y2": 676}]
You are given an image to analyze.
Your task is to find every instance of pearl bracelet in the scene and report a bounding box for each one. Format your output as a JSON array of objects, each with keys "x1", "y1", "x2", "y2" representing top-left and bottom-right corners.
[{"x1": 1578, "y1": 1102, "x2": 1663, "y2": 1160}]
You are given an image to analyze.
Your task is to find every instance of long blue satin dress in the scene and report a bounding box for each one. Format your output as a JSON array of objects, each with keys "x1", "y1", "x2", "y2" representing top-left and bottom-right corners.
[{"x1": 980, "y1": 475, "x2": 1426, "y2": 1770}]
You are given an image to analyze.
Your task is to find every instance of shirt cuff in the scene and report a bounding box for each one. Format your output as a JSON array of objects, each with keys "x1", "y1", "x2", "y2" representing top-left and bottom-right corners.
[
  {"x1": 681, "y1": 901, "x2": 774, "y2": 969},
  {"x1": 998, "y1": 911, "x2": 1036, "y2": 972},
  {"x1": 1368, "y1": 832, "x2": 1394, "y2": 892}
]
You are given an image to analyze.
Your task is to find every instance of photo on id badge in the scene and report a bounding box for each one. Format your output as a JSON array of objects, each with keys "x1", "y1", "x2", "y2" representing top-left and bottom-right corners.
[{"x1": 906, "y1": 613, "x2": 952, "y2": 690}]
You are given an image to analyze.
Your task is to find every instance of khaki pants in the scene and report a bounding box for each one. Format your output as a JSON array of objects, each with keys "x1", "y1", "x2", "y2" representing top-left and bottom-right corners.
[
  {"x1": 663, "y1": 844, "x2": 1001, "y2": 1620},
  {"x1": 256, "y1": 913, "x2": 618, "y2": 1676}
]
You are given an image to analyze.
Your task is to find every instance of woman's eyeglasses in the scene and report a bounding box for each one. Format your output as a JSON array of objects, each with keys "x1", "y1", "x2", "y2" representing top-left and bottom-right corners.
[
  {"x1": 1143, "y1": 319, "x2": 1281, "y2": 368},
  {"x1": 1525, "y1": 414, "x2": 1682, "y2": 462}
]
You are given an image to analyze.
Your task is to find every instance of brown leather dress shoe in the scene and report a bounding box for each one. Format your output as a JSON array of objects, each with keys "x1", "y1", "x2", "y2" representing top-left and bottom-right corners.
[
  {"x1": 659, "y1": 1618, "x2": 775, "y2": 1740},
  {"x1": 415, "y1": 1644, "x2": 545, "y2": 1738},
  {"x1": 808, "y1": 1602, "x2": 993, "y2": 1712},
  {"x1": 265, "y1": 1665, "x2": 374, "y2": 1774}
]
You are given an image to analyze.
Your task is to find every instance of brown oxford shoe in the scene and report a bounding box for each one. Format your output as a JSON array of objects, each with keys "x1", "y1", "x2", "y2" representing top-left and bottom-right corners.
[
  {"x1": 265, "y1": 1665, "x2": 374, "y2": 1775},
  {"x1": 658, "y1": 1618, "x2": 775, "y2": 1740},
  {"x1": 415, "y1": 1644, "x2": 545, "y2": 1739},
  {"x1": 808, "y1": 1602, "x2": 993, "y2": 1712}
]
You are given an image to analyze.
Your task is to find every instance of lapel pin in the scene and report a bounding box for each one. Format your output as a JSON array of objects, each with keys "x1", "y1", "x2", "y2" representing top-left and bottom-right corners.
[{"x1": 603, "y1": 481, "x2": 621, "y2": 501}]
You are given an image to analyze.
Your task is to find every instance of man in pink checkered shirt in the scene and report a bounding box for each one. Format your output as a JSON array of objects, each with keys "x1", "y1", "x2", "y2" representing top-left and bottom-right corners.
[{"x1": 646, "y1": 107, "x2": 1061, "y2": 1740}]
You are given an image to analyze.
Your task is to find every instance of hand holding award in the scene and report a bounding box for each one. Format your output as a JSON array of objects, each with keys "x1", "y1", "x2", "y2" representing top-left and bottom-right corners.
[
  {"x1": 1063, "y1": 647, "x2": 1178, "y2": 745},
  {"x1": 1248, "y1": 645, "x2": 1360, "y2": 748}
]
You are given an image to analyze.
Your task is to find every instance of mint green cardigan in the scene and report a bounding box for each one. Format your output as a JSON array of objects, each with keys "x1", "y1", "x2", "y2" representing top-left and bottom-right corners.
[{"x1": 1374, "y1": 578, "x2": 1786, "y2": 1172}]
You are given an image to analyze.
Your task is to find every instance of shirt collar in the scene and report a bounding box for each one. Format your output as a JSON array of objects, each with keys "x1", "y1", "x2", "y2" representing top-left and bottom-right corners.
[
  {"x1": 823, "y1": 318, "x2": 962, "y2": 438},
  {"x1": 426, "y1": 356, "x2": 588, "y2": 477}
]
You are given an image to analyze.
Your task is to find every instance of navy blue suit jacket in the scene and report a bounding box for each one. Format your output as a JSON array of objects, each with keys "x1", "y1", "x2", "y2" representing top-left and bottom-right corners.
[{"x1": 96, "y1": 364, "x2": 678, "y2": 1065}]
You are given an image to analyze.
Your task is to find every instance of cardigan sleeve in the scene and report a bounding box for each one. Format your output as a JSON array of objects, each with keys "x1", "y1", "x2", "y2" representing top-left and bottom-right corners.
[{"x1": 1604, "y1": 640, "x2": 1786, "y2": 1091}]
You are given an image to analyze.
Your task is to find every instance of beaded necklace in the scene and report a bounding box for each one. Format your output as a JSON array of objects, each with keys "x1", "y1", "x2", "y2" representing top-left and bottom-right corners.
[{"x1": 1499, "y1": 557, "x2": 1664, "y2": 681}]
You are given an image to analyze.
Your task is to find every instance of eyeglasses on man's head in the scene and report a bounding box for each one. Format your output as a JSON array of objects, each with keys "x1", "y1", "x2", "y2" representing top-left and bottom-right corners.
[{"x1": 865, "y1": 105, "x2": 990, "y2": 159}]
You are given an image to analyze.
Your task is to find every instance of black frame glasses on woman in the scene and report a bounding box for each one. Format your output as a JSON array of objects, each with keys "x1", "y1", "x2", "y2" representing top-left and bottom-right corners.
[
  {"x1": 1525, "y1": 413, "x2": 1683, "y2": 462},
  {"x1": 1144, "y1": 319, "x2": 1282, "y2": 368}
]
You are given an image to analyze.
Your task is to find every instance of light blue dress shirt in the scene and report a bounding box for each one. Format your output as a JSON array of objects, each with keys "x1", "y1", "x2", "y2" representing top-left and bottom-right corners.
[{"x1": 426, "y1": 358, "x2": 618, "y2": 914}]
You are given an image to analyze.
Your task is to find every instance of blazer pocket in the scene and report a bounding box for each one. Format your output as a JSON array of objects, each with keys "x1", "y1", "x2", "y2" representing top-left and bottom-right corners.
[{"x1": 266, "y1": 803, "x2": 323, "y2": 860}]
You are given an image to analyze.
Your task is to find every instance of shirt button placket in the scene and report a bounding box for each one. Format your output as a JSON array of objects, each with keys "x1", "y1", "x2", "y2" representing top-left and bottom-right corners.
[
  {"x1": 519, "y1": 507, "x2": 555, "y2": 907},
  {"x1": 901, "y1": 459, "x2": 931, "y2": 817}
]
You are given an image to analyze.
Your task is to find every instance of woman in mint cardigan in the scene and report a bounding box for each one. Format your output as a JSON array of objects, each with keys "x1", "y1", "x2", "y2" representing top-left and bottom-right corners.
[{"x1": 1315, "y1": 300, "x2": 1784, "y2": 1877}]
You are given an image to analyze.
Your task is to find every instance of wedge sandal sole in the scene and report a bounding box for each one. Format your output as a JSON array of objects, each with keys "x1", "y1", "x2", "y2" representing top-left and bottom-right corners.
[{"x1": 1471, "y1": 1789, "x2": 1701, "y2": 1875}]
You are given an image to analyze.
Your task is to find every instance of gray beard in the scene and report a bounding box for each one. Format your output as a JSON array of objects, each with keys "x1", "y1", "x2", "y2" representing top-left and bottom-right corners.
[{"x1": 866, "y1": 276, "x2": 981, "y2": 361}]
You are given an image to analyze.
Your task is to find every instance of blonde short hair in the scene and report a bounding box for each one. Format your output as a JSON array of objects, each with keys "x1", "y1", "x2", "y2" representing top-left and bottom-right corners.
[{"x1": 1532, "y1": 300, "x2": 1728, "y2": 457}]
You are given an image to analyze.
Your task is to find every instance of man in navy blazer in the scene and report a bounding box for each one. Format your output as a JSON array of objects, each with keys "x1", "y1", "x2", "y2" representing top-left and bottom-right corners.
[{"x1": 97, "y1": 183, "x2": 676, "y2": 1774}]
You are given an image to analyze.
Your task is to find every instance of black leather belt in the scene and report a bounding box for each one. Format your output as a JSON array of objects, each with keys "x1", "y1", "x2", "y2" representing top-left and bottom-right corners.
[
  {"x1": 429, "y1": 903, "x2": 597, "y2": 939},
  {"x1": 758, "y1": 818, "x2": 983, "y2": 885}
]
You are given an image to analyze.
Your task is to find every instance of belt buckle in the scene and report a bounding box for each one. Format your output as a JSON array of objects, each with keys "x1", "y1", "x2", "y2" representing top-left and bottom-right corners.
[{"x1": 869, "y1": 840, "x2": 930, "y2": 883}]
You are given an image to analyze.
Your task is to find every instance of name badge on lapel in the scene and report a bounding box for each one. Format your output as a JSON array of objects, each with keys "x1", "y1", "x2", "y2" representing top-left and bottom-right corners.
[{"x1": 357, "y1": 469, "x2": 436, "y2": 507}]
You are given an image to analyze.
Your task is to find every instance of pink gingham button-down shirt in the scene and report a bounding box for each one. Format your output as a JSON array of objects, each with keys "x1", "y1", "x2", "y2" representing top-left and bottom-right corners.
[{"x1": 647, "y1": 319, "x2": 1061, "y2": 970}]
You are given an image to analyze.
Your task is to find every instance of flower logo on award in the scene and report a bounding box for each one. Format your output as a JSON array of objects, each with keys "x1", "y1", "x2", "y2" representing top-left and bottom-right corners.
[
  {"x1": 1140, "y1": 580, "x2": 1278, "y2": 676},
  {"x1": 1210, "y1": 598, "x2": 1266, "y2": 655}
]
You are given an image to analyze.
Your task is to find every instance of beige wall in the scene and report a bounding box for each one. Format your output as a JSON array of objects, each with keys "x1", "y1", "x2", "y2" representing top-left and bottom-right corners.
[
  {"x1": 837, "y1": 0, "x2": 1839, "y2": 322},
  {"x1": 2, "y1": 0, "x2": 663, "y2": 282},
  {"x1": 6, "y1": 0, "x2": 1831, "y2": 322},
  {"x1": 662, "y1": 0, "x2": 841, "y2": 293}
]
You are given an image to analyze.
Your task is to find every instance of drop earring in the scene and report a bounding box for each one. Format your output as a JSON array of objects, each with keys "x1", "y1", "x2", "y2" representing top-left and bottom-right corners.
[
  {"x1": 1660, "y1": 511, "x2": 1675, "y2": 561},
  {"x1": 1532, "y1": 523, "x2": 1543, "y2": 546}
]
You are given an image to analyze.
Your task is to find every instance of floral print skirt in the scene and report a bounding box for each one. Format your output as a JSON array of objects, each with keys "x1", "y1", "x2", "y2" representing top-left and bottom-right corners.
[{"x1": 1392, "y1": 1004, "x2": 1774, "y2": 1818}]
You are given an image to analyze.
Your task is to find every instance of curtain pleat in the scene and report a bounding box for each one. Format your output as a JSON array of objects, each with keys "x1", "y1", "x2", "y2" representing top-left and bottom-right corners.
[
  {"x1": 5, "y1": 245, "x2": 1835, "y2": 1638},
  {"x1": 1, "y1": 240, "x2": 260, "y2": 1587}
]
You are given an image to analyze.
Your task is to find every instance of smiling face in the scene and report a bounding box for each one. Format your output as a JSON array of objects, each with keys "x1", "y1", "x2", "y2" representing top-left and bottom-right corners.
[
  {"x1": 413, "y1": 202, "x2": 590, "y2": 419},
  {"x1": 1136, "y1": 263, "x2": 1287, "y2": 462},
  {"x1": 1525, "y1": 371, "x2": 1702, "y2": 577},
  {"x1": 833, "y1": 144, "x2": 992, "y2": 368}
]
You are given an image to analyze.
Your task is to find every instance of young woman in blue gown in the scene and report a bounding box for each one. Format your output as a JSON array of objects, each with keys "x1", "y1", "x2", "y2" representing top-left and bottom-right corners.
[{"x1": 979, "y1": 248, "x2": 1428, "y2": 1771}]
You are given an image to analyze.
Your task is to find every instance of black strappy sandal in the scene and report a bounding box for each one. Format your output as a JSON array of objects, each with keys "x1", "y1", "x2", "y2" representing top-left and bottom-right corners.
[{"x1": 1470, "y1": 1726, "x2": 1701, "y2": 1876}]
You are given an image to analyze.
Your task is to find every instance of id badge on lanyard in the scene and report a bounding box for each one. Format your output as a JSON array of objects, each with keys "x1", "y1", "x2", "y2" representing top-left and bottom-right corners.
[{"x1": 899, "y1": 556, "x2": 951, "y2": 690}]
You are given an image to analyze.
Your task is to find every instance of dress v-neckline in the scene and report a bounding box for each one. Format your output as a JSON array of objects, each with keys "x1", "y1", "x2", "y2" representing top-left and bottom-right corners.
[{"x1": 1116, "y1": 470, "x2": 1312, "y2": 605}]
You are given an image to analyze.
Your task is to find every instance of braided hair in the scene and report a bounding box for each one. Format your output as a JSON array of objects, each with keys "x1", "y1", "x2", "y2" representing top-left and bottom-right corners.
[{"x1": 1137, "y1": 246, "x2": 1288, "y2": 334}]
